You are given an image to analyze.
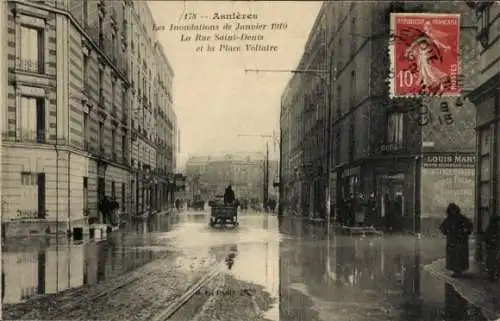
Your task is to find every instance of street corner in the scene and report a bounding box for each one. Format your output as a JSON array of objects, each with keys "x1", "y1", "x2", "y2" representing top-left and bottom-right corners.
[{"x1": 194, "y1": 273, "x2": 277, "y2": 321}]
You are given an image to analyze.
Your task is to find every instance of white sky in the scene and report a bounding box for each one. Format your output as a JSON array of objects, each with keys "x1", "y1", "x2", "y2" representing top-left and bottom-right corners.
[{"x1": 148, "y1": 1, "x2": 322, "y2": 169}]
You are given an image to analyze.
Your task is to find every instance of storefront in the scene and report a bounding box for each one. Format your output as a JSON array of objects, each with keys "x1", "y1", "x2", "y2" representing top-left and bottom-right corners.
[
  {"x1": 419, "y1": 153, "x2": 475, "y2": 234},
  {"x1": 468, "y1": 83, "x2": 500, "y2": 268},
  {"x1": 339, "y1": 166, "x2": 361, "y2": 199}
]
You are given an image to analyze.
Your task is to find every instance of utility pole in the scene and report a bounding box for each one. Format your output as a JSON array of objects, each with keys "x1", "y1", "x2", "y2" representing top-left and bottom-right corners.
[
  {"x1": 237, "y1": 134, "x2": 274, "y2": 208},
  {"x1": 245, "y1": 65, "x2": 332, "y2": 219},
  {"x1": 264, "y1": 141, "x2": 269, "y2": 208}
]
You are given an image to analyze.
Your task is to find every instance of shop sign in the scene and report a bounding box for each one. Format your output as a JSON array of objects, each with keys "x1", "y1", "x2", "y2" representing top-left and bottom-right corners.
[
  {"x1": 423, "y1": 154, "x2": 475, "y2": 168},
  {"x1": 174, "y1": 174, "x2": 186, "y2": 188},
  {"x1": 380, "y1": 144, "x2": 403, "y2": 152},
  {"x1": 341, "y1": 166, "x2": 360, "y2": 178}
]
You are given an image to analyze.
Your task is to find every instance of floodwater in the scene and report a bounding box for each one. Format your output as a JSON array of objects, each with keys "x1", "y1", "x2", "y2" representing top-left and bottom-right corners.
[{"x1": 1, "y1": 211, "x2": 488, "y2": 320}]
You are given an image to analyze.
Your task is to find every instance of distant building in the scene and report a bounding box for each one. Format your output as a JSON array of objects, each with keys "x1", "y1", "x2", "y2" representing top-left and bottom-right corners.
[{"x1": 185, "y1": 153, "x2": 278, "y2": 202}]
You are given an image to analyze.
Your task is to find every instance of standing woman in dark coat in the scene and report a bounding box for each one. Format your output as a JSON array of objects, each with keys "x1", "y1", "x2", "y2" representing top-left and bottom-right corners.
[{"x1": 439, "y1": 203, "x2": 473, "y2": 277}]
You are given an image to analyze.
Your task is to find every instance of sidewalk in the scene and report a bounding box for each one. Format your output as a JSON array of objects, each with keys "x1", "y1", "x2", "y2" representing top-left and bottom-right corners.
[{"x1": 425, "y1": 257, "x2": 500, "y2": 321}]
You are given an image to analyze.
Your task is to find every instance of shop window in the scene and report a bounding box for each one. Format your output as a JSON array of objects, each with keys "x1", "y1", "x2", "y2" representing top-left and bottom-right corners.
[
  {"x1": 478, "y1": 127, "x2": 492, "y2": 231},
  {"x1": 387, "y1": 112, "x2": 404, "y2": 147}
]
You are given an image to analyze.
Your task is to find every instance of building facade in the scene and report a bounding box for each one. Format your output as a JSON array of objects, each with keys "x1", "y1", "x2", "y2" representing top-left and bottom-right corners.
[
  {"x1": 2, "y1": 0, "x2": 176, "y2": 236},
  {"x1": 280, "y1": 1, "x2": 477, "y2": 234},
  {"x1": 128, "y1": 1, "x2": 176, "y2": 219},
  {"x1": 185, "y1": 153, "x2": 277, "y2": 202},
  {"x1": 464, "y1": 1, "x2": 500, "y2": 273}
]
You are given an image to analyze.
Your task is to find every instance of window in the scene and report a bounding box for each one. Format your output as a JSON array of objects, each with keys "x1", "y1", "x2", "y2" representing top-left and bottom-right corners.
[
  {"x1": 477, "y1": 5, "x2": 491, "y2": 48},
  {"x1": 121, "y1": 134, "x2": 126, "y2": 159},
  {"x1": 336, "y1": 85, "x2": 341, "y2": 117},
  {"x1": 121, "y1": 183, "x2": 126, "y2": 211},
  {"x1": 99, "y1": 69, "x2": 104, "y2": 104},
  {"x1": 351, "y1": 17, "x2": 356, "y2": 54},
  {"x1": 83, "y1": 113, "x2": 89, "y2": 150},
  {"x1": 111, "y1": 128, "x2": 116, "y2": 160},
  {"x1": 122, "y1": 89, "x2": 127, "y2": 116},
  {"x1": 20, "y1": 172, "x2": 37, "y2": 185},
  {"x1": 83, "y1": 54, "x2": 89, "y2": 89},
  {"x1": 111, "y1": 80, "x2": 116, "y2": 114},
  {"x1": 387, "y1": 112, "x2": 404, "y2": 146},
  {"x1": 349, "y1": 123, "x2": 355, "y2": 162},
  {"x1": 99, "y1": 121, "x2": 104, "y2": 151},
  {"x1": 18, "y1": 96, "x2": 45, "y2": 143},
  {"x1": 111, "y1": 32, "x2": 116, "y2": 59},
  {"x1": 338, "y1": 37, "x2": 343, "y2": 70},
  {"x1": 82, "y1": 0, "x2": 88, "y2": 27},
  {"x1": 335, "y1": 132, "x2": 341, "y2": 165},
  {"x1": 83, "y1": 177, "x2": 88, "y2": 216},
  {"x1": 350, "y1": 71, "x2": 356, "y2": 108},
  {"x1": 19, "y1": 25, "x2": 44, "y2": 73},
  {"x1": 111, "y1": 181, "x2": 116, "y2": 198},
  {"x1": 478, "y1": 126, "x2": 492, "y2": 232}
]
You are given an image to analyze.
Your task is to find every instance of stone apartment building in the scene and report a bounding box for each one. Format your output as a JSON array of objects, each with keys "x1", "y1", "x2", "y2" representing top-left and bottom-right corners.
[
  {"x1": 185, "y1": 153, "x2": 277, "y2": 202},
  {"x1": 128, "y1": 1, "x2": 177, "y2": 219},
  {"x1": 464, "y1": 1, "x2": 500, "y2": 273},
  {"x1": 280, "y1": 1, "x2": 477, "y2": 233},
  {"x1": 2, "y1": 0, "x2": 177, "y2": 236}
]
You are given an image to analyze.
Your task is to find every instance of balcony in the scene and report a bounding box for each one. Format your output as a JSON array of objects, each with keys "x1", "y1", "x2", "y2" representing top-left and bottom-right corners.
[
  {"x1": 16, "y1": 208, "x2": 47, "y2": 219},
  {"x1": 98, "y1": 89, "x2": 105, "y2": 108},
  {"x1": 3, "y1": 129, "x2": 47, "y2": 143},
  {"x1": 12, "y1": 58, "x2": 45, "y2": 74}
]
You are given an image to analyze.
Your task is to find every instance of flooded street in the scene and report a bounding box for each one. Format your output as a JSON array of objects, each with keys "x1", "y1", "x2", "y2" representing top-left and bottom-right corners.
[{"x1": 2, "y1": 212, "x2": 488, "y2": 320}]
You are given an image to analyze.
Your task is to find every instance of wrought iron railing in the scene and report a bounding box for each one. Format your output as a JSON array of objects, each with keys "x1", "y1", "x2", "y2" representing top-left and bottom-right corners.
[
  {"x1": 3, "y1": 129, "x2": 47, "y2": 143},
  {"x1": 16, "y1": 208, "x2": 47, "y2": 219},
  {"x1": 13, "y1": 58, "x2": 45, "y2": 74}
]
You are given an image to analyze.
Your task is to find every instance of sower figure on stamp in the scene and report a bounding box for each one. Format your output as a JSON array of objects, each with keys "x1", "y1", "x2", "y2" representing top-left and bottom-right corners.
[{"x1": 439, "y1": 203, "x2": 473, "y2": 278}]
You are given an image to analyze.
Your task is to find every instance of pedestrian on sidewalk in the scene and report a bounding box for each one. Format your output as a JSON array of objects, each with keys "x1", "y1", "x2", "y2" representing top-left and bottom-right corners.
[
  {"x1": 109, "y1": 197, "x2": 119, "y2": 226},
  {"x1": 366, "y1": 192, "x2": 377, "y2": 227},
  {"x1": 439, "y1": 203, "x2": 473, "y2": 278},
  {"x1": 345, "y1": 194, "x2": 355, "y2": 227}
]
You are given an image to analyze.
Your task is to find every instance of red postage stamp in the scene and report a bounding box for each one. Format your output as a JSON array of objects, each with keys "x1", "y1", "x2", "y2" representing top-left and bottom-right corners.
[{"x1": 389, "y1": 13, "x2": 460, "y2": 98}]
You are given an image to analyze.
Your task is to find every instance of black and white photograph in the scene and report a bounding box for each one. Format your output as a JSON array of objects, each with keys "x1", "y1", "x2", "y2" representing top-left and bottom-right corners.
[{"x1": 0, "y1": 0, "x2": 497, "y2": 320}]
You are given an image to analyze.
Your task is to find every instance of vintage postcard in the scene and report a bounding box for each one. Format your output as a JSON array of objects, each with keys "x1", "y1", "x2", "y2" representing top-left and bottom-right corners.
[{"x1": 0, "y1": 1, "x2": 494, "y2": 321}]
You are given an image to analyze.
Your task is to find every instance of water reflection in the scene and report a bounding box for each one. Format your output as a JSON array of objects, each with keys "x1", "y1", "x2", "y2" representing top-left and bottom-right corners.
[
  {"x1": 2, "y1": 214, "x2": 177, "y2": 305},
  {"x1": 278, "y1": 217, "x2": 487, "y2": 321}
]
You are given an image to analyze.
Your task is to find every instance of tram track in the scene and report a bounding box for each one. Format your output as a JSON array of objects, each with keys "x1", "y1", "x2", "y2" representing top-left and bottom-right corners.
[
  {"x1": 149, "y1": 261, "x2": 226, "y2": 321},
  {"x1": 150, "y1": 245, "x2": 238, "y2": 321}
]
